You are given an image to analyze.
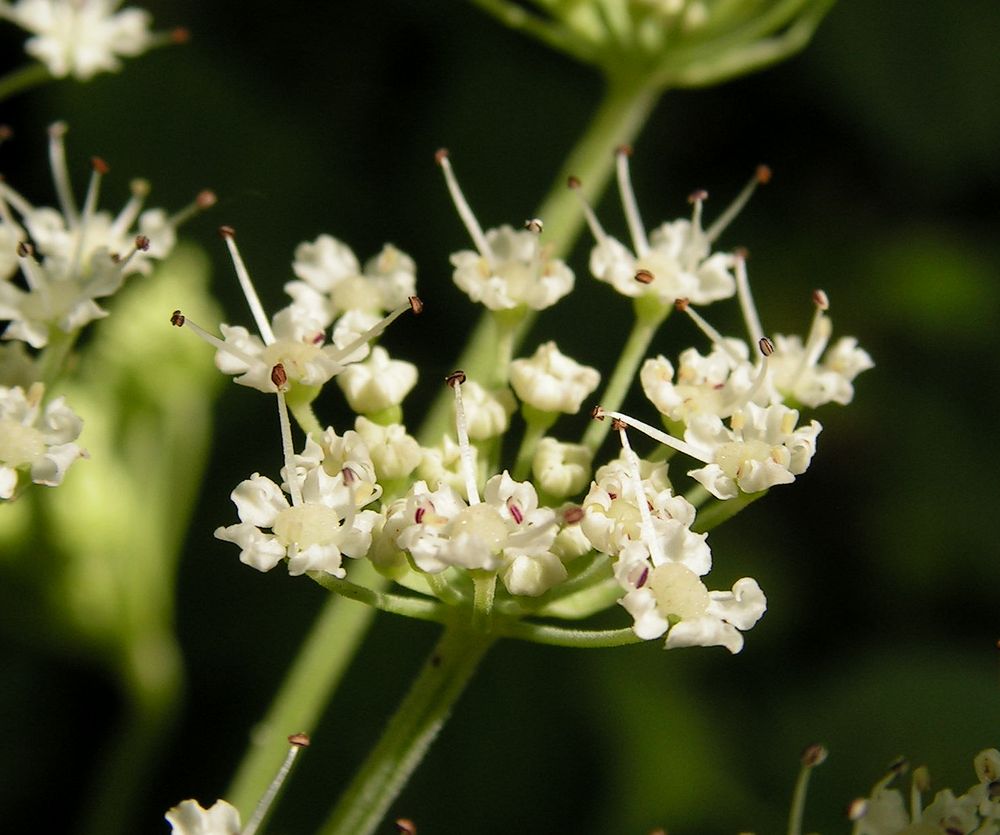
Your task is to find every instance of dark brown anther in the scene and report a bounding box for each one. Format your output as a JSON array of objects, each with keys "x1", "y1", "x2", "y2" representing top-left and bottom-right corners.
[
  {"x1": 271, "y1": 363, "x2": 288, "y2": 390},
  {"x1": 756, "y1": 164, "x2": 772, "y2": 184},
  {"x1": 734, "y1": 246, "x2": 749, "y2": 260},
  {"x1": 562, "y1": 506, "x2": 584, "y2": 525},
  {"x1": 813, "y1": 289, "x2": 830, "y2": 310},
  {"x1": 800, "y1": 743, "x2": 828, "y2": 767},
  {"x1": 91, "y1": 156, "x2": 110, "y2": 175},
  {"x1": 590, "y1": 405, "x2": 605, "y2": 421},
  {"x1": 688, "y1": 188, "x2": 708, "y2": 203},
  {"x1": 567, "y1": 175, "x2": 581, "y2": 190},
  {"x1": 395, "y1": 818, "x2": 417, "y2": 834},
  {"x1": 611, "y1": 417, "x2": 626, "y2": 431},
  {"x1": 111, "y1": 253, "x2": 122, "y2": 264},
  {"x1": 674, "y1": 297, "x2": 690, "y2": 312},
  {"x1": 634, "y1": 269, "x2": 654, "y2": 285},
  {"x1": 170, "y1": 310, "x2": 185, "y2": 327},
  {"x1": 524, "y1": 218, "x2": 543, "y2": 234},
  {"x1": 218, "y1": 225, "x2": 236, "y2": 239},
  {"x1": 287, "y1": 732, "x2": 310, "y2": 748},
  {"x1": 0, "y1": 125, "x2": 12, "y2": 142},
  {"x1": 170, "y1": 26, "x2": 191, "y2": 44},
  {"x1": 15, "y1": 241, "x2": 33, "y2": 258},
  {"x1": 434, "y1": 148, "x2": 449, "y2": 166},
  {"x1": 445, "y1": 370, "x2": 466, "y2": 387},
  {"x1": 196, "y1": 189, "x2": 217, "y2": 209},
  {"x1": 135, "y1": 234, "x2": 150, "y2": 251},
  {"x1": 758, "y1": 336, "x2": 775, "y2": 357},
  {"x1": 636, "y1": 565, "x2": 649, "y2": 588},
  {"x1": 888, "y1": 756, "x2": 909, "y2": 775},
  {"x1": 408, "y1": 296, "x2": 424, "y2": 315},
  {"x1": 616, "y1": 144, "x2": 633, "y2": 157}
]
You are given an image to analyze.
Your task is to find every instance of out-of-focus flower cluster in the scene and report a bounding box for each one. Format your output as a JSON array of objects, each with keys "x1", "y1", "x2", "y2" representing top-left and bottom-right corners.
[
  {"x1": 848, "y1": 749, "x2": 1000, "y2": 835},
  {"x1": 0, "y1": 124, "x2": 212, "y2": 498},
  {"x1": 203, "y1": 148, "x2": 872, "y2": 655}
]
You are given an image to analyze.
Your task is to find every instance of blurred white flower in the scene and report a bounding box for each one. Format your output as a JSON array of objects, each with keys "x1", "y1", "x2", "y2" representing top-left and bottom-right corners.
[
  {"x1": 1, "y1": 0, "x2": 156, "y2": 81},
  {"x1": 165, "y1": 799, "x2": 240, "y2": 835}
]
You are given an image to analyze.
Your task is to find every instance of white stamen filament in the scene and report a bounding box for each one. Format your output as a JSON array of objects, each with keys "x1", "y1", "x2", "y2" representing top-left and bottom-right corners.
[
  {"x1": 47, "y1": 122, "x2": 79, "y2": 226},
  {"x1": 70, "y1": 161, "x2": 104, "y2": 280},
  {"x1": 734, "y1": 254, "x2": 764, "y2": 345},
  {"x1": 0, "y1": 188, "x2": 39, "y2": 292},
  {"x1": 176, "y1": 315, "x2": 261, "y2": 367},
  {"x1": 616, "y1": 149, "x2": 650, "y2": 257},
  {"x1": 451, "y1": 376, "x2": 480, "y2": 505},
  {"x1": 789, "y1": 305, "x2": 832, "y2": 388},
  {"x1": 705, "y1": 166, "x2": 768, "y2": 244},
  {"x1": 327, "y1": 300, "x2": 413, "y2": 364},
  {"x1": 438, "y1": 153, "x2": 495, "y2": 266},
  {"x1": 241, "y1": 740, "x2": 306, "y2": 835},
  {"x1": 15, "y1": 242, "x2": 46, "y2": 295},
  {"x1": 679, "y1": 302, "x2": 745, "y2": 364},
  {"x1": 570, "y1": 179, "x2": 614, "y2": 252},
  {"x1": 722, "y1": 344, "x2": 772, "y2": 418},
  {"x1": 617, "y1": 423, "x2": 664, "y2": 564},
  {"x1": 223, "y1": 233, "x2": 276, "y2": 345},
  {"x1": 109, "y1": 179, "x2": 148, "y2": 240},
  {"x1": 599, "y1": 409, "x2": 711, "y2": 463},
  {"x1": 276, "y1": 389, "x2": 303, "y2": 508}
]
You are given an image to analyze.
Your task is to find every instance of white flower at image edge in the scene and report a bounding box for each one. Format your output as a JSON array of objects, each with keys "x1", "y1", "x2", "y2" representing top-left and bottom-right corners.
[
  {"x1": 165, "y1": 799, "x2": 240, "y2": 835},
  {"x1": 214, "y1": 472, "x2": 380, "y2": 577},
  {"x1": 1, "y1": 0, "x2": 155, "y2": 80},
  {"x1": 0, "y1": 383, "x2": 85, "y2": 498}
]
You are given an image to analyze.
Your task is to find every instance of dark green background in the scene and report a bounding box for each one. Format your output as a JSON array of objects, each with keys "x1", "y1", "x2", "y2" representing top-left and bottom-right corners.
[{"x1": 1, "y1": 1, "x2": 998, "y2": 833}]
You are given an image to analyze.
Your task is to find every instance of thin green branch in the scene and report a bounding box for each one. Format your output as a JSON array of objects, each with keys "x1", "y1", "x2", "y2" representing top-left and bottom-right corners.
[
  {"x1": 498, "y1": 619, "x2": 640, "y2": 647},
  {"x1": 0, "y1": 62, "x2": 51, "y2": 102},
  {"x1": 311, "y1": 572, "x2": 449, "y2": 623}
]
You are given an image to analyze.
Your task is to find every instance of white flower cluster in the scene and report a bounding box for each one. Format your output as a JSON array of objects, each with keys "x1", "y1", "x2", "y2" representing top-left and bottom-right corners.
[
  {"x1": 207, "y1": 150, "x2": 871, "y2": 657},
  {"x1": 849, "y1": 749, "x2": 1000, "y2": 835},
  {"x1": 1, "y1": 123, "x2": 201, "y2": 348},
  {"x1": 0, "y1": 0, "x2": 160, "y2": 81}
]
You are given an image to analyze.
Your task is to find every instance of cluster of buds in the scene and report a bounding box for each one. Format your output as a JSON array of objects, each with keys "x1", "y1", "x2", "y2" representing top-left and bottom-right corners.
[{"x1": 198, "y1": 147, "x2": 871, "y2": 654}]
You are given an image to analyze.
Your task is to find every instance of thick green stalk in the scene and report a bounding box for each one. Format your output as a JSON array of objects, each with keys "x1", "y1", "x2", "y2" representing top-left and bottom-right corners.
[
  {"x1": 581, "y1": 302, "x2": 669, "y2": 454},
  {"x1": 418, "y1": 77, "x2": 659, "y2": 446},
  {"x1": 226, "y1": 561, "x2": 385, "y2": 818},
  {"x1": 318, "y1": 624, "x2": 495, "y2": 835}
]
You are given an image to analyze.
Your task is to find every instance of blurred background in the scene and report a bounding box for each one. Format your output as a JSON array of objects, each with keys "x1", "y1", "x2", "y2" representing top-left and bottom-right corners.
[{"x1": 1, "y1": 0, "x2": 998, "y2": 833}]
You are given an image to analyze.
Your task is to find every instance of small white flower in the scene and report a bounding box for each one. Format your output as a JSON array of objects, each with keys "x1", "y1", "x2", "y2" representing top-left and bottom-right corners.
[
  {"x1": 684, "y1": 402, "x2": 821, "y2": 499},
  {"x1": 286, "y1": 235, "x2": 416, "y2": 320},
  {"x1": 335, "y1": 345, "x2": 417, "y2": 413},
  {"x1": 457, "y1": 381, "x2": 516, "y2": 441},
  {"x1": 531, "y1": 437, "x2": 591, "y2": 499},
  {"x1": 396, "y1": 472, "x2": 566, "y2": 595},
  {"x1": 510, "y1": 341, "x2": 600, "y2": 415},
  {"x1": 353, "y1": 416, "x2": 422, "y2": 482},
  {"x1": 438, "y1": 151, "x2": 574, "y2": 312},
  {"x1": 2, "y1": 0, "x2": 156, "y2": 81},
  {"x1": 769, "y1": 328, "x2": 874, "y2": 408},
  {"x1": 165, "y1": 798, "x2": 241, "y2": 835},
  {"x1": 0, "y1": 382, "x2": 85, "y2": 498},
  {"x1": 450, "y1": 224, "x2": 575, "y2": 311},
  {"x1": 416, "y1": 435, "x2": 480, "y2": 500},
  {"x1": 575, "y1": 153, "x2": 766, "y2": 308},
  {"x1": 1, "y1": 125, "x2": 201, "y2": 347},
  {"x1": 640, "y1": 342, "x2": 759, "y2": 423},
  {"x1": 215, "y1": 430, "x2": 381, "y2": 577}
]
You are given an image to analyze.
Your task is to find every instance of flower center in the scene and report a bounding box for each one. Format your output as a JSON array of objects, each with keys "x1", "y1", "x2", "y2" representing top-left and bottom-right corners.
[
  {"x1": 262, "y1": 339, "x2": 323, "y2": 380},
  {"x1": 272, "y1": 504, "x2": 343, "y2": 549},
  {"x1": 0, "y1": 421, "x2": 45, "y2": 468},
  {"x1": 647, "y1": 563, "x2": 709, "y2": 619},
  {"x1": 715, "y1": 439, "x2": 774, "y2": 479},
  {"x1": 446, "y1": 504, "x2": 508, "y2": 552}
]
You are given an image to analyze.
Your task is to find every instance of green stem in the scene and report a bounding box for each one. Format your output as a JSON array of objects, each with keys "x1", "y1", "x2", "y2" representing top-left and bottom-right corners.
[
  {"x1": 76, "y1": 632, "x2": 183, "y2": 835},
  {"x1": 318, "y1": 624, "x2": 495, "y2": 835},
  {"x1": 0, "y1": 62, "x2": 51, "y2": 102},
  {"x1": 581, "y1": 301, "x2": 669, "y2": 454},
  {"x1": 418, "y1": 77, "x2": 660, "y2": 446},
  {"x1": 511, "y1": 406, "x2": 557, "y2": 481},
  {"x1": 226, "y1": 562, "x2": 385, "y2": 818},
  {"x1": 498, "y1": 620, "x2": 640, "y2": 648},
  {"x1": 691, "y1": 488, "x2": 767, "y2": 533}
]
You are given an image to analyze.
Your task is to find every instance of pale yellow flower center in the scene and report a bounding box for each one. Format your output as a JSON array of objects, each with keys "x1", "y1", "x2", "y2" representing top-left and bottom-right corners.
[
  {"x1": 446, "y1": 504, "x2": 508, "y2": 551},
  {"x1": 272, "y1": 504, "x2": 343, "y2": 548},
  {"x1": 0, "y1": 421, "x2": 45, "y2": 467},
  {"x1": 647, "y1": 562, "x2": 709, "y2": 619}
]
